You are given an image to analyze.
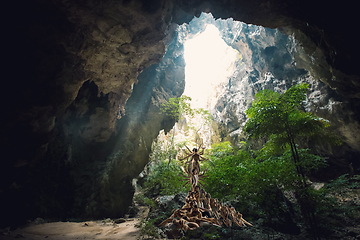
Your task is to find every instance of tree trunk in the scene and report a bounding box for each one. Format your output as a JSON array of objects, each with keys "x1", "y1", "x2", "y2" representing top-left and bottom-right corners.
[
  {"x1": 286, "y1": 126, "x2": 319, "y2": 239},
  {"x1": 168, "y1": 127, "x2": 175, "y2": 167}
]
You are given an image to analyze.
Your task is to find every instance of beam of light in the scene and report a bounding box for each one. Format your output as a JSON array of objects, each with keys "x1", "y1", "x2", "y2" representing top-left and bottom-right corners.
[{"x1": 183, "y1": 24, "x2": 239, "y2": 110}]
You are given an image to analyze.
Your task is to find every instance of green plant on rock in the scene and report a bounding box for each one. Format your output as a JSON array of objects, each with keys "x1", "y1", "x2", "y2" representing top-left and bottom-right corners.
[
  {"x1": 309, "y1": 174, "x2": 360, "y2": 235},
  {"x1": 136, "y1": 218, "x2": 161, "y2": 239},
  {"x1": 160, "y1": 95, "x2": 193, "y2": 121},
  {"x1": 133, "y1": 194, "x2": 156, "y2": 208},
  {"x1": 160, "y1": 95, "x2": 212, "y2": 123}
]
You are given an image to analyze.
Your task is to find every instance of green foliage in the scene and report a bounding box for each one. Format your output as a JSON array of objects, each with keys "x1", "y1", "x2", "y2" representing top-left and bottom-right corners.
[
  {"x1": 160, "y1": 95, "x2": 193, "y2": 120},
  {"x1": 295, "y1": 149, "x2": 328, "y2": 174},
  {"x1": 244, "y1": 83, "x2": 331, "y2": 142},
  {"x1": 203, "y1": 142, "x2": 251, "y2": 200},
  {"x1": 209, "y1": 141, "x2": 234, "y2": 159},
  {"x1": 203, "y1": 138, "x2": 329, "y2": 222},
  {"x1": 136, "y1": 218, "x2": 161, "y2": 239},
  {"x1": 193, "y1": 108, "x2": 213, "y2": 125},
  {"x1": 204, "y1": 142, "x2": 286, "y2": 219},
  {"x1": 312, "y1": 174, "x2": 360, "y2": 231},
  {"x1": 143, "y1": 159, "x2": 188, "y2": 196},
  {"x1": 160, "y1": 95, "x2": 212, "y2": 124},
  {"x1": 244, "y1": 83, "x2": 337, "y2": 180},
  {"x1": 133, "y1": 194, "x2": 156, "y2": 208},
  {"x1": 240, "y1": 83, "x2": 342, "y2": 231},
  {"x1": 149, "y1": 137, "x2": 173, "y2": 163},
  {"x1": 143, "y1": 137, "x2": 188, "y2": 195},
  {"x1": 203, "y1": 232, "x2": 221, "y2": 239},
  {"x1": 159, "y1": 95, "x2": 212, "y2": 164},
  {"x1": 326, "y1": 174, "x2": 360, "y2": 190},
  {"x1": 256, "y1": 142, "x2": 328, "y2": 182}
]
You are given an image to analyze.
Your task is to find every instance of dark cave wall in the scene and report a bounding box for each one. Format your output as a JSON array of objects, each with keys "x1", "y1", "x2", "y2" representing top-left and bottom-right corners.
[
  {"x1": 81, "y1": 37, "x2": 186, "y2": 219},
  {"x1": 1, "y1": 0, "x2": 360, "y2": 227},
  {"x1": 2, "y1": 0, "x2": 176, "y2": 226}
]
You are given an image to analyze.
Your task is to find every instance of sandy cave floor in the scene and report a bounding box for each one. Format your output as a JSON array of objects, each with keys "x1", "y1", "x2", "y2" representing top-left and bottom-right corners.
[{"x1": 1, "y1": 207, "x2": 149, "y2": 240}]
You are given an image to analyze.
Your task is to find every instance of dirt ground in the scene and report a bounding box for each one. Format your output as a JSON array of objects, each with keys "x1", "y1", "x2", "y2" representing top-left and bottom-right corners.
[{"x1": 1, "y1": 207, "x2": 149, "y2": 240}]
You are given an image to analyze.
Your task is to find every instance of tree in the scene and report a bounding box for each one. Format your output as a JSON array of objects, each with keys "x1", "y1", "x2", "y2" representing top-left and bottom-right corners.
[
  {"x1": 244, "y1": 83, "x2": 339, "y2": 238},
  {"x1": 244, "y1": 83, "x2": 334, "y2": 185}
]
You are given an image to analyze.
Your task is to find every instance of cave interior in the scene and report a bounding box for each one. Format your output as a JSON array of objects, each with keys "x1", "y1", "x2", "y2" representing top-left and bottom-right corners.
[{"x1": 1, "y1": 0, "x2": 360, "y2": 231}]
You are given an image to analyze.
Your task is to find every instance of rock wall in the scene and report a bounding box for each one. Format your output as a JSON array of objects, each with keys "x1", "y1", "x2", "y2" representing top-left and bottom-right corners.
[
  {"x1": 210, "y1": 15, "x2": 360, "y2": 160},
  {"x1": 173, "y1": 13, "x2": 360, "y2": 177},
  {"x1": 2, "y1": 0, "x2": 177, "y2": 227},
  {"x1": 1, "y1": 0, "x2": 359, "y2": 227}
]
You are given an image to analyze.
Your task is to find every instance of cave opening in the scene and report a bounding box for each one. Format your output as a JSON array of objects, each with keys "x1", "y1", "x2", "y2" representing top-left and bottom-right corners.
[
  {"x1": 149, "y1": 11, "x2": 303, "y2": 149},
  {"x1": 183, "y1": 23, "x2": 238, "y2": 110}
]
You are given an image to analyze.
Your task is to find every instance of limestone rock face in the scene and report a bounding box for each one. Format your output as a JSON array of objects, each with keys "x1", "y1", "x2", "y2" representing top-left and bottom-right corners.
[
  {"x1": 81, "y1": 36, "x2": 186, "y2": 219},
  {"x1": 175, "y1": 0, "x2": 360, "y2": 97},
  {"x1": 213, "y1": 18, "x2": 360, "y2": 155},
  {"x1": 175, "y1": 13, "x2": 360, "y2": 174},
  {"x1": 1, "y1": 0, "x2": 359, "y2": 227}
]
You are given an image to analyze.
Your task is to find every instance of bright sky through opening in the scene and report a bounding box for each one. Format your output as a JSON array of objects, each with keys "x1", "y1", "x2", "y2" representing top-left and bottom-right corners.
[{"x1": 183, "y1": 24, "x2": 238, "y2": 109}]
